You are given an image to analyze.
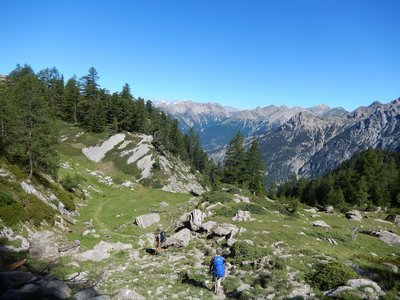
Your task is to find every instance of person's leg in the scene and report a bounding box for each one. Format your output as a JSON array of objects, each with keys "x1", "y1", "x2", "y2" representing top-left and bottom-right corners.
[{"x1": 215, "y1": 277, "x2": 222, "y2": 294}]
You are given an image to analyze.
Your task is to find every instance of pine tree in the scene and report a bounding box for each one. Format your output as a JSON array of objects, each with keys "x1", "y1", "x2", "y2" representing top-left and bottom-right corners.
[
  {"x1": 63, "y1": 76, "x2": 80, "y2": 124},
  {"x1": 8, "y1": 70, "x2": 59, "y2": 179},
  {"x1": 246, "y1": 140, "x2": 266, "y2": 195},
  {"x1": 37, "y1": 67, "x2": 64, "y2": 119},
  {"x1": 223, "y1": 132, "x2": 247, "y2": 185}
]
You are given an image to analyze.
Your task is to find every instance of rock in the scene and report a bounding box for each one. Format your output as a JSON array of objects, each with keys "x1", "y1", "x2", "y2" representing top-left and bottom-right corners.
[
  {"x1": 174, "y1": 212, "x2": 190, "y2": 229},
  {"x1": 346, "y1": 210, "x2": 362, "y2": 221},
  {"x1": 304, "y1": 208, "x2": 317, "y2": 213},
  {"x1": 325, "y1": 206, "x2": 334, "y2": 213},
  {"x1": 164, "y1": 228, "x2": 191, "y2": 247},
  {"x1": 383, "y1": 263, "x2": 398, "y2": 273},
  {"x1": 59, "y1": 240, "x2": 80, "y2": 256},
  {"x1": 378, "y1": 230, "x2": 400, "y2": 246},
  {"x1": 29, "y1": 231, "x2": 58, "y2": 261},
  {"x1": 159, "y1": 202, "x2": 169, "y2": 208},
  {"x1": 73, "y1": 287, "x2": 97, "y2": 300},
  {"x1": 232, "y1": 194, "x2": 250, "y2": 203},
  {"x1": 385, "y1": 214, "x2": 400, "y2": 225},
  {"x1": 288, "y1": 284, "x2": 311, "y2": 298},
  {"x1": 75, "y1": 241, "x2": 132, "y2": 262},
  {"x1": 201, "y1": 221, "x2": 217, "y2": 232},
  {"x1": 42, "y1": 280, "x2": 71, "y2": 299},
  {"x1": 236, "y1": 283, "x2": 251, "y2": 292},
  {"x1": 325, "y1": 286, "x2": 355, "y2": 297},
  {"x1": 227, "y1": 237, "x2": 236, "y2": 246},
  {"x1": 347, "y1": 279, "x2": 383, "y2": 295},
  {"x1": 311, "y1": 220, "x2": 331, "y2": 228},
  {"x1": 189, "y1": 209, "x2": 206, "y2": 231},
  {"x1": 213, "y1": 223, "x2": 239, "y2": 238},
  {"x1": 117, "y1": 289, "x2": 145, "y2": 300},
  {"x1": 134, "y1": 213, "x2": 160, "y2": 228},
  {"x1": 0, "y1": 271, "x2": 34, "y2": 290},
  {"x1": 232, "y1": 210, "x2": 252, "y2": 222}
]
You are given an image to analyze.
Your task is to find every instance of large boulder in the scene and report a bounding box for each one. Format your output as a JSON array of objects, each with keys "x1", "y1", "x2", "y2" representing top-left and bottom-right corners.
[
  {"x1": 29, "y1": 231, "x2": 59, "y2": 261},
  {"x1": 75, "y1": 241, "x2": 132, "y2": 262},
  {"x1": 164, "y1": 228, "x2": 191, "y2": 247},
  {"x1": 189, "y1": 209, "x2": 206, "y2": 231},
  {"x1": 174, "y1": 212, "x2": 190, "y2": 230},
  {"x1": 212, "y1": 223, "x2": 239, "y2": 238},
  {"x1": 0, "y1": 271, "x2": 34, "y2": 291},
  {"x1": 201, "y1": 221, "x2": 217, "y2": 232},
  {"x1": 232, "y1": 210, "x2": 252, "y2": 222},
  {"x1": 378, "y1": 230, "x2": 400, "y2": 246},
  {"x1": 324, "y1": 206, "x2": 334, "y2": 213},
  {"x1": 134, "y1": 213, "x2": 160, "y2": 228},
  {"x1": 42, "y1": 280, "x2": 71, "y2": 299},
  {"x1": 346, "y1": 210, "x2": 362, "y2": 221},
  {"x1": 347, "y1": 279, "x2": 384, "y2": 296}
]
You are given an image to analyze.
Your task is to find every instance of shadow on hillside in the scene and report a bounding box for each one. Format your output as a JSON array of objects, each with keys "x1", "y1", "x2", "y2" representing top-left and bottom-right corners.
[
  {"x1": 144, "y1": 248, "x2": 156, "y2": 255},
  {"x1": 181, "y1": 272, "x2": 210, "y2": 291}
]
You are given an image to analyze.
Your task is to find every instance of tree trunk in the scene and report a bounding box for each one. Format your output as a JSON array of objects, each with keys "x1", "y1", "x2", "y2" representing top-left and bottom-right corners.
[{"x1": 73, "y1": 101, "x2": 77, "y2": 124}]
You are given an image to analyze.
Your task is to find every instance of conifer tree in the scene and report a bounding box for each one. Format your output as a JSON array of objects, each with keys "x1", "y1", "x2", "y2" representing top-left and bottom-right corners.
[
  {"x1": 8, "y1": 70, "x2": 59, "y2": 179},
  {"x1": 37, "y1": 67, "x2": 64, "y2": 119},
  {"x1": 63, "y1": 76, "x2": 80, "y2": 124},
  {"x1": 223, "y1": 132, "x2": 247, "y2": 185},
  {"x1": 246, "y1": 140, "x2": 266, "y2": 195}
]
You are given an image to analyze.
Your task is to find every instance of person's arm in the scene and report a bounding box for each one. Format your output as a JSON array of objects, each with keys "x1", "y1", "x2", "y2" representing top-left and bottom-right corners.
[{"x1": 209, "y1": 256, "x2": 214, "y2": 273}]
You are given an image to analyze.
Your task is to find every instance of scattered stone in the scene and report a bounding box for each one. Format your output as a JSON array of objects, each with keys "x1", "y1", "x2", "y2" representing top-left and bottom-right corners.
[
  {"x1": 236, "y1": 283, "x2": 251, "y2": 292},
  {"x1": 29, "y1": 231, "x2": 58, "y2": 261},
  {"x1": 324, "y1": 206, "x2": 334, "y2": 213},
  {"x1": 369, "y1": 252, "x2": 378, "y2": 257},
  {"x1": 325, "y1": 286, "x2": 355, "y2": 297},
  {"x1": 232, "y1": 210, "x2": 252, "y2": 222},
  {"x1": 304, "y1": 208, "x2": 317, "y2": 214},
  {"x1": 288, "y1": 284, "x2": 311, "y2": 298},
  {"x1": 346, "y1": 210, "x2": 362, "y2": 221},
  {"x1": 239, "y1": 227, "x2": 247, "y2": 234},
  {"x1": 135, "y1": 213, "x2": 160, "y2": 228},
  {"x1": 232, "y1": 194, "x2": 250, "y2": 203},
  {"x1": 59, "y1": 240, "x2": 80, "y2": 256},
  {"x1": 116, "y1": 289, "x2": 145, "y2": 300},
  {"x1": 159, "y1": 202, "x2": 169, "y2": 208},
  {"x1": 323, "y1": 238, "x2": 338, "y2": 245},
  {"x1": 164, "y1": 228, "x2": 191, "y2": 247},
  {"x1": 311, "y1": 220, "x2": 331, "y2": 228}
]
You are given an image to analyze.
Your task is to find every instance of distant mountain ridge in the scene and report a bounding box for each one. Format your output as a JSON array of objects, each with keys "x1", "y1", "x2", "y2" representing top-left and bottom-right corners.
[{"x1": 155, "y1": 99, "x2": 400, "y2": 183}]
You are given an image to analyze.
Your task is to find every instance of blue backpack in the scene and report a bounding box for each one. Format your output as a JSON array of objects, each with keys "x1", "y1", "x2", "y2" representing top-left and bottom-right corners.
[{"x1": 212, "y1": 256, "x2": 225, "y2": 278}]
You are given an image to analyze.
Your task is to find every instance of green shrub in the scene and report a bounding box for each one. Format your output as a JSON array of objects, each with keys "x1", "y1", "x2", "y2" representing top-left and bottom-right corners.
[
  {"x1": 0, "y1": 195, "x2": 56, "y2": 226},
  {"x1": 201, "y1": 191, "x2": 232, "y2": 204},
  {"x1": 230, "y1": 241, "x2": 271, "y2": 265},
  {"x1": 0, "y1": 190, "x2": 15, "y2": 206},
  {"x1": 57, "y1": 192, "x2": 76, "y2": 211},
  {"x1": 60, "y1": 173, "x2": 81, "y2": 192},
  {"x1": 308, "y1": 262, "x2": 356, "y2": 291}
]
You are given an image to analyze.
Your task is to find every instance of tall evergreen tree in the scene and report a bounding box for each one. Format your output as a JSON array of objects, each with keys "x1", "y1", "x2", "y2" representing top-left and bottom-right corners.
[
  {"x1": 63, "y1": 76, "x2": 80, "y2": 124},
  {"x1": 37, "y1": 67, "x2": 64, "y2": 119},
  {"x1": 8, "y1": 70, "x2": 59, "y2": 179},
  {"x1": 223, "y1": 132, "x2": 247, "y2": 185},
  {"x1": 246, "y1": 140, "x2": 266, "y2": 195}
]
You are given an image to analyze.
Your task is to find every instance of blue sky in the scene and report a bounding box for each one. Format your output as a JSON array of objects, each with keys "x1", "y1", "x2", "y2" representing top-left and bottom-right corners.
[{"x1": 0, "y1": 0, "x2": 399, "y2": 111}]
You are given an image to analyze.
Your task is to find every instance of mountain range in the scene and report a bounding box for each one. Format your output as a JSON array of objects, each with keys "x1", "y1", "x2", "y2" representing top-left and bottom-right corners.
[{"x1": 155, "y1": 99, "x2": 400, "y2": 183}]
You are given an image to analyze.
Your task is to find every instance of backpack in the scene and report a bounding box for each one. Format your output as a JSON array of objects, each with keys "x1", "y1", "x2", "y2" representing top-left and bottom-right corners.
[
  {"x1": 212, "y1": 255, "x2": 225, "y2": 278},
  {"x1": 160, "y1": 231, "x2": 167, "y2": 243}
]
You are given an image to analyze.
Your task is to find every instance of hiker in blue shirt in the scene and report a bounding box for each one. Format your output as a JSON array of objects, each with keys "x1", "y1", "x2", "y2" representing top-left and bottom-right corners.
[{"x1": 209, "y1": 247, "x2": 225, "y2": 294}]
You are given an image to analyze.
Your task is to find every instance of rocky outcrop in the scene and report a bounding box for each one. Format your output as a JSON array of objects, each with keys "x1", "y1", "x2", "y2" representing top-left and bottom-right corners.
[
  {"x1": 212, "y1": 223, "x2": 239, "y2": 238},
  {"x1": 201, "y1": 221, "x2": 217, "y2": 232},
  {"x1": 116, "y1": 289, "x2": 145, "y2": 300},
  {"x1": 135, "y1": 213, "x2": 160, "y2": 228}
]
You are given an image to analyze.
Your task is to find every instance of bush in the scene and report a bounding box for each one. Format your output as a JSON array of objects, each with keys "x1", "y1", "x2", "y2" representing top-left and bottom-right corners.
[
  {"x1": 0, "y1": 190, "x2": 15, "y2": 206},
  {"x1": 60, "y1": 173, "x2": 81, "y2": 192},
  {"x1": 230, "y1": 241, "x2": 271, "y2": 265},
  {"x1": 201, "y1": 191, "x2": 232, "y2": 204},
  {"x1": 308, "y1": 262, "x2": 356, "y2": 291}
]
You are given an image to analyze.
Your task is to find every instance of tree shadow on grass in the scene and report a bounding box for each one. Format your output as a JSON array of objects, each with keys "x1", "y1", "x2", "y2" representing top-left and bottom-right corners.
[{"x1": 181, "y1": 271, "x2": 210, "y2": 291}]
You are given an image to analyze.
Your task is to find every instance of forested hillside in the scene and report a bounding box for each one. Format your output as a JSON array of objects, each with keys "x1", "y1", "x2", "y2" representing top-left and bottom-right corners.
[
  {"x1": 277, "y1": 149, "x2": 400, "y2": 209},
  {"x1": 0, "y1": 65, "x2": 211, "y2": 181}
]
